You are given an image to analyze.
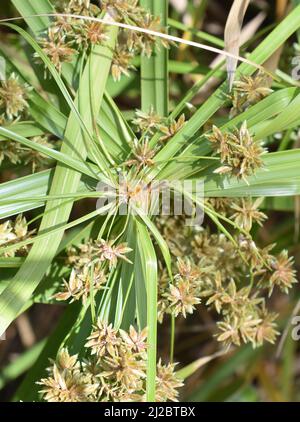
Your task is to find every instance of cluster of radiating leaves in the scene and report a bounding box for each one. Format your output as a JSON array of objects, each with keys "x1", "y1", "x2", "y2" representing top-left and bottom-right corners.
[
  {"x1": 54, "y1": 239, "x2": 132, "y2": 305},
  {"x1": 38, "y1": 322, "x2": 183, "y2": 402},
  {"x1": 156, "y1": 196, "x2": 297, "y2": 349},
  {"x1": 207, "y1": 122, "x2": 266, "y2": 182},
  {"x1": 39, "y1": 0, "x2": 168, "y2": 80},
  {"x1": 0, "y1": 214, "x2": 34, "y2": 257}
]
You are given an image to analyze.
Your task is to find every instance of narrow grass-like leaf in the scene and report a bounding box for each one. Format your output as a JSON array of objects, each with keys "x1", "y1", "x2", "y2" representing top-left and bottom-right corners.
[
  {"x1": 0, "y1": 27, "x2": 118, "y2": 337},
  {"x1": 135, "y1": 219, "x2": 158, "y2": 402},
  {"x1": 140, "y1": 0, "x2": 169, "y2": 116}
]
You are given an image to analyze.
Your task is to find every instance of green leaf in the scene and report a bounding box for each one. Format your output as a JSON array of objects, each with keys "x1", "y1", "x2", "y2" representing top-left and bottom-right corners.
[
  {"x1": 140, "y1": 0, "x2": 169, "y2": 116},
  {"x1": 150, "y1": 5, "x2": 300, "y2": 179},
  {"x1": 0, "y1": 26, "x2": 118, "y2": 337},
  {"x1": 203, "y1": 150, "x2": 300, "y2": 197},
  {"x1": 135, "y1": 219, "x2": 158, "y2": 402}
]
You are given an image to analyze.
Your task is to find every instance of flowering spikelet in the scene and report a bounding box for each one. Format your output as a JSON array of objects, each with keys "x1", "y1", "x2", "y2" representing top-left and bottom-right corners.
[
  {"x1": 94, "y1": 239, "x2": 133, "y2": 268},
  {"x1": 38, "y1": 28, "x2": 76, "y2": 73},
  {"x1": 230, "y1": 198, "x2": 267, "y2": 232},
  {"x1": 54, "y1": 265, "x2": 106, "y2": 305},
  {"x1": 85, "y1": 320, "x2": 121, "y2": 358},
  {"x1": 102, "y1": 347, "x2": 146, "y2": 392},
  {"x1": 164, "y1": 278, "x2": 201, "y2": 318},
  {"x1": 132, "y1": 107, "x2": 163, "y2": 135},
  {"x1": 128, "y1": 14, "x2": 167, "y2": 57},
  {"x1": 205, "y1": 198, "x2": 233, "y2": 216},
  {"x1": 39, "y1": 323, "x2": 183, "y2": 402},
  {"x1": 231, "y1": 72, "x2": 273, "y2": 117},
  {"x1": 40, "y1": 0, "x2": 168, "y2": 83},
  {"x1": 268, "y1": 250, "x2": 297, "y2": 295},
  {"x1": 111, "y1": 46, "x2": 135, "y2": 82},
  {"x1": 74, "y1": 22, "x2": 108, "y2": 47},
  {"x1": 38, "y1": 349, "x2": 97, "y2": 402},
  {"x1": 66, "y1": 241, "x2": 95, "y2": 269},
  {"x1": 125, "y1": 138, "x2": 156, "y2": 170},
  {"x1": 21, "y1": 135, "x2": 54, "y2": 173},
  {"x1": 0, "y1": 140, "x2": 21, "y2": 165},
  {"x1": 0, "y1": 73, "x2": 30, "y2": 120},
  {"x1": 119, "y1": 326, "x2": 148, "y2": 354},
  {"x1": 155, "y1": 214, "x2": 294, "y2": 350},
  {"x1": 207, "y1": 122, "x2": 266, "y2": 182},
  {"x1": 159, "y1": 114, "x2": 186, "y2": 142},
  {"x1": 255, "y1": 310, "x2": 279, "y2": 347},
  {"x1": 155, "y1": 360, "x2": 183, "y2": 402},
  {"x1": 0, "y1": 215, "x2": 33, "y2": 257}
]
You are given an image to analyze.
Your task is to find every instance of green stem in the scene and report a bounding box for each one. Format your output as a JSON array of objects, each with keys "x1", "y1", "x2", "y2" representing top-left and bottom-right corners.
[
  {"x1": 170, "y1": 314, "x2": 175, "y2": 363},
  {"x1": 140, "y1": 0, "x2": 168, "y2": 116}
]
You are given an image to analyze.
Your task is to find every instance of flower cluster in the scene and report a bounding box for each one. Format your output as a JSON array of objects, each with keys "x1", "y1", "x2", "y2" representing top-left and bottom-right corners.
[
  {"x1": 0, "y1": 73, "x2": 56, "y2": 172},
  {"x1": 38, "y1": 322, "x2": 183, "y2": 402},
  {"x1": 156, "y1": 200, "x2": 297, "y2": 348},
  {"x1": 207, "y1": 122, "x2": 266, "y2": 182},
  {"x1": 132, "y1": 108, "x2": 186, "y2": 140},
  {"x1": 0, "y1": 214, "x2": 33, "y2": 257},
  {"x1": 125, "y1": 112, "x2": 186, "y2": 174},
  {"x1": 39, "y1": 0, "x2": 168, "y2": 80},
  {"x1": 230, "y1": 72, "x2": 273, "y2": 117},
  {"x1": 54, "y1": 239, "x2": 132, "y2": 304},
  {"x1": 206, "y1": 197, "x2": 267, "y2": 233},
  {"x1": 0, "y1": 133, "x2": 55, "y2": 172},
  {"x1": 0, "y1": 73, "x2": 30, "y2": 121}
]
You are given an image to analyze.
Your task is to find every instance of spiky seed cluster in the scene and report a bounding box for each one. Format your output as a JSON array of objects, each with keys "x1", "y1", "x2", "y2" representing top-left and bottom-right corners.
[
  {"x1": 38, "y1": 28, "x2": 76, "y2": 74},
  {"x1": 159, "y1": 114, "x2": 186, "y2": 142},
  {"x1": 0, "y1": 215, "x2": 33, "y2": 257},
  {"x1": 132, "y1": 106, "x2": 163, "y2": 135},
  {"x1": 0, "y1": 73, "x2": 56, "y2": 172},
  {"x1": 111, "y1": 46, "x2": 135, "y2": 82},
  {"x1": 159, "y1": 258, "x2": 210, "y2": 321},
  {"x1": 157, "y1": 205, "x2": 297, "y2": 348},
  {"x1": 21, "y1": 136, "x2": 55, "y2": 173},
  {"x1": 54, "y1": 266, "x2": 106, "y2": 305},
  {"x1": 0, "y1": 139, "x2": 20, "y2": 166},
  {"x1": 127, "y1": 113, "x2": 185, "y2": 174},
  {"x1": 40, "y1": 0, "x2": 167, "y2": 80},
  {"x1": 206, "y1": 197, "x2": 267, "y2": 233},
  {"x1": 0, "y1": 132, "x2": 56, "y2": 172},
  {"x1": 37, "y1": 348, "x2": 98, "y2": 402},
  {"x1": 124, "y1": 138, "x2": 156, "y2": 170},
  {"x1": 207, "y1": 122, "x2": 266, "y2": 182},
  {"x1": 38, "y1": 322, "x2": 183, "y2": 402},
  {"x1": 132, "y1": 109, "x2": 185, "y2": 140},
  {"x1": 230, "y1": 72, "x2": 273, "y2": 117},
  {"x1": 55, "y1": 239, "x2": 132, "y2": 304},
  {"x1": 0, "y1": 73, "x2": 30, "y2": 121}
]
